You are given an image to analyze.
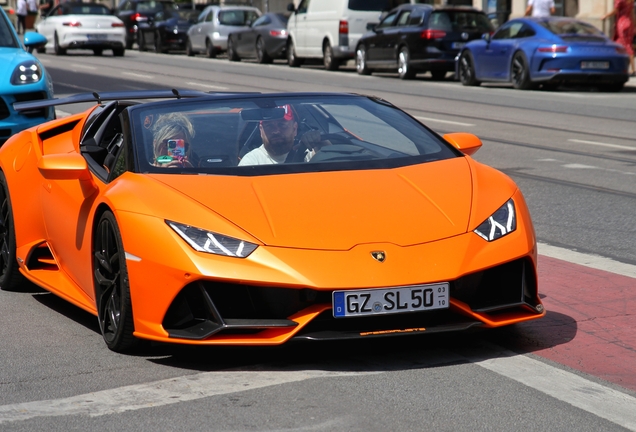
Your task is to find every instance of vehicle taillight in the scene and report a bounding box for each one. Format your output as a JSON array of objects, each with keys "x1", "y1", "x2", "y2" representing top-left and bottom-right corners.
[
  {"x1": 537, "y1": 45, "x2": 568, "y2": 53},
  {"x1": 131, "y1": 13, "x2": 141, "y2": 22},
  {"x1": 421, "y1": 29, "x2": 446, "y2": 39},
  {"x1": 269, "y1": 29, "x2": 287, "y2": 37},
  {"x1": 62, "y1": 21, "x2": 82, "y2": 27},
  {"x1": 339, "y1": 20, "x2": 348, "y2": 35},
  {"x1": 112, "y1": 22, "x2": 124, "y2": 27}
]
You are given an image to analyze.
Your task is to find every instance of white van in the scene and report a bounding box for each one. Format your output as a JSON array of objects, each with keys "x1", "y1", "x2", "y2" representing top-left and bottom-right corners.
[{"x1": 286, "y1": 0, "x2": 414, "y2": 70}]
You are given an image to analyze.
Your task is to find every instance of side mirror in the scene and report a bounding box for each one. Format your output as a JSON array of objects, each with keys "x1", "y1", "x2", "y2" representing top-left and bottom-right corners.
[
  {"x1": 23, "y1": 31, "x2": 47, "y2": 49},
  {"x1": 443, "y1": 133, "x2": 482, "y2": 156},
  {"x1": 37, "y1": 153, "x2": 94, "y2": 182},
  {"x1": 246, "y1": 20, "x2": 252, "y2": 27},
  {"x1": 287, "y1": 3, "x2": 295, "y2": 12},
  {"x1": 366, "y1": 22, "x2": 377, "y2": 31},
  {"x1": 482, "y1": 32, "x2": 491, "y2": 43}
]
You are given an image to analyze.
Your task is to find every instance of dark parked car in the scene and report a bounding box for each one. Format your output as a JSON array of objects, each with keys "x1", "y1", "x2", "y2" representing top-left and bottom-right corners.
[
  {"x1": 137, "y1": 5, "x2": 201, "y2": 52},
  {"x1": 226, "y1": 13, "x2": 288, "y2": 63},
  {"x1": 355, "y1": 4, "x2": 494, "y2": 79},
  {"x1": 115, "y1": 0, "x2": 174, "y2": 49}
]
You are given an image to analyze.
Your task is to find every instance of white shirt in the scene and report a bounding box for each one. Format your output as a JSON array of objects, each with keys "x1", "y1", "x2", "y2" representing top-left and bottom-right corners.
[
  {"x1": 16, "y1": 0, "x2": 27, "y2": 16},
  {"x1": 528, "y1": 0, "x2": 555, "y2": 17},
  {"x1": 239, "y1": 144, "x2": 312, "y2": 166},
  {"x1": 27, "y1": 0, "x2": 38, "y2": 12}
]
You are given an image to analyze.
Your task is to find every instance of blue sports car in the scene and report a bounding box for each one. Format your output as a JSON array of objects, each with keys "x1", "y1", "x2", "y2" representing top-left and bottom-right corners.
[
  {"x1": 456, "y1": 17, "x2": 630, "y2": 91},
  {"x1": 0, "y1": 9, "x2": 54, "y2": 144}
]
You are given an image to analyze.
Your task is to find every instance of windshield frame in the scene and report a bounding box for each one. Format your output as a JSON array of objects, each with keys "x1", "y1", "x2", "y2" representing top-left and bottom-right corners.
[{"x1": 0, "y1": 9, "x2": 20, "y2": 49}]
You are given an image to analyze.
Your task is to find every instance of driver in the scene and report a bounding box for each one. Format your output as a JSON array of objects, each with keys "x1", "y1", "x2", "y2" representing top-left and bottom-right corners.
[{"x1": 238, "y1": 104, "x2": 327, "y2": 166}]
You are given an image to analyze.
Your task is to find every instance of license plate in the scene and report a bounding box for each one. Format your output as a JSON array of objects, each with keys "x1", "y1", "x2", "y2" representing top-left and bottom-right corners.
[
  {"x1": 87, "y1": 34, "x2": 107, "y2": 40},
  {"x1": 333, "y1": 283, "x2": 449, "y2": 318},
  {"x1": 581, "y1": 61, "x2": 609, "y2": 70},
  {"x1": 452, "y1": 42, "x2": 466, "y2": 49}
]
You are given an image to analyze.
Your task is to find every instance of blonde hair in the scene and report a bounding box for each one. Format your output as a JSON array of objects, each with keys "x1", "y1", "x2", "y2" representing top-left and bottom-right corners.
[{"x1": 151, "y1": 113, "x2": 196, "y2": 158}]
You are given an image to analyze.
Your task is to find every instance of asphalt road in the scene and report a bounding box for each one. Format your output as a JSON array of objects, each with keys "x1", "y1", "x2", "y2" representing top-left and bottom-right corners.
[{"x1": 0, "y1": 49, "x2": 635, "y2": 432}]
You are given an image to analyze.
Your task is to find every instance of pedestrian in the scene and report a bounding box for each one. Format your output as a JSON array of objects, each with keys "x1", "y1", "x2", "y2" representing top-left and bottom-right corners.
[
  {"x1": 39, "y1": 0, "x2": 54, "y2": 18},
  {"x1": 525, "y1": 0, "x2": 556, "y2": 18},
  {"x1": 16, "y1": 0, "x2": 27, "y2": 34},
  {"x1": 603, "y1": 0, "x2": 636, "y2": 76}
]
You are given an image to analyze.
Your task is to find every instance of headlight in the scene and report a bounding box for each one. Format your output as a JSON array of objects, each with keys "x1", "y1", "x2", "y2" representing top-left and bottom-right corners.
[
  {"x1": 167, "y1": 221, "x2": 258, "y2": 258},
  {"x1": 11, "y1": 61, "x2": 43, "y2": 85},
  {"x1": 474, "y1": 199, "x2": 516, "y2": 241}
]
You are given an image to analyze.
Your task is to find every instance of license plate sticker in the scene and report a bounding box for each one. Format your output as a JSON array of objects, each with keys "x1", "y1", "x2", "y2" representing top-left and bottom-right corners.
[
  {"x1": 452, "y1": 42, "x2": 465, "y2": 49},
  {"x1": 333, "y1": 283, "x2": 449, "y2": 318},
  {"x1": 581, "y1": 61, "x2": 609, "y2": 70}
]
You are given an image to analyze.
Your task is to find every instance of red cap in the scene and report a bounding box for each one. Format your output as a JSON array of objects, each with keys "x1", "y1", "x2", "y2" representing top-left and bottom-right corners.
[{"x1": 279, "y1": 104, "x2": 294, "y2": 121}]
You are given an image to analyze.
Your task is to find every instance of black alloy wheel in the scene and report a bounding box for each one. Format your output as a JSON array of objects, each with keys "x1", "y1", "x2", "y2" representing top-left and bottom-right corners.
[
  {"x1": 355, "y1": 45, "x2": 371, "y2": 75},
  {"x1": 227, "y1": 36, "x2": 240, "y2": 61},
  {"x1": 511, "y1": 51, "x2": 534, "y2": 90},
  {"x1": 287, "y1": 38, "x2": 302, "y2": 67},
  {"x1": 54, "y1": 33, "x2": 66, "y2": 55},
  {"x1": 323, "y1": 42, "x2": 339, "y2": 71},
  {"x1": 205, "y1": 39, "x2": 216, "y2": 58},
  {"x1": 397, "y1": 46, "x2": 415, "y2": 80},
  {"x1": 255, "y1": 36, "x2": 272, "y2": 64},
  {"x1": 0, "y1": 172, "x2": 24, "y2": 291},
  {"x1": 93, "y1": 211, "x2": 137, "y2": 352},
  {"x1": 458, "y1": 51, "x2": 480, "y2": 86},
  {"x1": 186, "y1": 38, "x2": 194, "y2": 56}
]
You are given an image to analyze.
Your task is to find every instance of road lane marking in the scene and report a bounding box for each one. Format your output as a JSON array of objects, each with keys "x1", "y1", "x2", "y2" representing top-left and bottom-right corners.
[
  {"x1": 414, "y1": 116, "x2": 475, "y2": 127},
  {"x1": 470, "y1": 345, "x2": 636, "y2": 432},
  {"x1": 562, "y1": 163, "x2": 597, "y2": 169},
  {"x1": 569, "y1": 139, "x2": 636, "y2": 151},
  {"x1": 0, "y1": 370, "x2": 376, "y2": 424},
  {"x1": 185, "y1": 81, "x2": 229, "y2": 90},
  {"x1": 538, "y1": 242, "x2": 636, "y2": 278},
  {"x1": 71, "y1": 64, "x2": 97, "y2": 70},
  {"x1": 122, "y1": 72, "x2": 154, "y2": 79}
]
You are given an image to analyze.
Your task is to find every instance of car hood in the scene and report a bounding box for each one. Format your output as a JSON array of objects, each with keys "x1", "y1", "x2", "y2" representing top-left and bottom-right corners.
[
  {"x1": 0, "y1": 48, "x2": 39, "y2": 83},
  {"x1": 151, "y1": 158, "x2": 482, "y2": 250}
]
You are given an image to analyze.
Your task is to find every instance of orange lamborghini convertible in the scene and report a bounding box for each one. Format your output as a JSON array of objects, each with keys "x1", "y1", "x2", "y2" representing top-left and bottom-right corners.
[{"x1": 0, "y1": 90, "x2": 545, "y2": 352}]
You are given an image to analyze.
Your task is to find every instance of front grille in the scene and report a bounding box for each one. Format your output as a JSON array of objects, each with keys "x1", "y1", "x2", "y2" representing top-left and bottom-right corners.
[{"x1": 14, "y1": 92, "x2": 48, "y2": 118}]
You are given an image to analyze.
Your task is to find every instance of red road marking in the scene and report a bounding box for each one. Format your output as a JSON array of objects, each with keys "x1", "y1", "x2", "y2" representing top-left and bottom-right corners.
[{"x1": 490, "y1": 255, "x2": 636, "y2": 392}]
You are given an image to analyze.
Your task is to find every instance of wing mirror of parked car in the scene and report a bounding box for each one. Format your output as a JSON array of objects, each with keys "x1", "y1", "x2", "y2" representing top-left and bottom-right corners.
[
  {"x1": 23, "y1": 32, "x2": 47, "y2": 50},
  {"x1": 366, "y1": 22, "x2": 377, "y2": 31},
  {"x1": 287, "y1": 3, "x2": 295, "y2": 12},
  {"x1": 37, "y1": 153, "x2": 95, "y2": 184},
  {"x1": 443, "y1": 133, "x2": 483, "y2": 156},
  {"x1": 482, "y1": 32, "x2": 491, "y2": 43}
]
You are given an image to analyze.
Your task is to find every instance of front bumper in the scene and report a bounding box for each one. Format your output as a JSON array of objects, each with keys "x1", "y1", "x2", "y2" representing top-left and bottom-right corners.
[
  {"x1": 120, "y1": 189, "x2": 544, "y2": 345},
  {"x1": 58, "y1": 30, "x2": 126, "y2": 50}
]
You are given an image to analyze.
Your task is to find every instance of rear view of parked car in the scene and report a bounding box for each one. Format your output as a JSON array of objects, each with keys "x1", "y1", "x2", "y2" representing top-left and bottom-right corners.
[
  {"x1": 115, "y1": 0, "x2": 174, "y2": 49},
  {"x1": 356, "y1": 4, "x2": 494, "y2": 79},
  {"x1": 456, "y1": 17, "x2": 629, "y2": 91},
  {"x1": 36, "y1": 2, "x2": 126, "y2": 56},
  {"x1": 226, "y1": 13, "x2": 288, "y2": 63},
  {"x1": 137, "y1": 4, "x2": 199, "y2": 53},
  {"x1": 186, "y1": 6, "x2": 260, "y2": 58}
]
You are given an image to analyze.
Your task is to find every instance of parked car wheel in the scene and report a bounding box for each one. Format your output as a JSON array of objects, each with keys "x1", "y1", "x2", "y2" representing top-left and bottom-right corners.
[
  {"x1": 287, "y1": 38, "x2": 303, "y2": 67},
  {"x1": 54, "y1": 33, "x2": 66, "y2": 56},
  {"x1": 398, "y1": 47, "x2": 415, "y2": 80},
  {"x1": 323, "y1": 42, "x2": 339, "y2": 71},
  {"x1": 227, "y1": 36, "x2": 240, "y2": 61},
  {"x1": 458, "y1": 51, "x2": 480, "y2": 86},
  {"x1": 511, "y1": 51, "x2": 534, "y2": 90},
  {"x1": 255, "y1": 36, "x2": 272, "y2": 64},
  {"x1": 0, "y1": 172, "x2": 25, "y2": 292},
  {"x1": 205, "y1": 39, "x2": 216, "y2": 58},
  {"x1": 186, "y1": 38, "x2": 194, "y2": 57},
  {"x1": 356, "y1": 46, "x2": 371, "y2": 75}
]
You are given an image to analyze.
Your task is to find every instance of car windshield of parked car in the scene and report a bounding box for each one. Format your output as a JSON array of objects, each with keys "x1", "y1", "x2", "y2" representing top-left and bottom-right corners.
[
  {"x1": 538, "y1": 19, "x2": 603, "y2": 36},
  {"x1": 63, "y1": 4, "x2": 112, "y2": 15},
  {"x1": 429, "y1": 11, "x2": 493, "y2": 33},
  {"x1": 0, "y1": 12, "x2": 19, "y2": 48},
  {"x1": 218, "y1": 9, "x2": 259, "y2": 26},
  {"x1": 349, "y1": 0, "x2": 397, "y2": 11},
  {"x1": 137, "y1": 1, "x2": 168, "y2": 14},
  {"x1": 132, "y1": 95, "x2": 459, "y2": 175}
]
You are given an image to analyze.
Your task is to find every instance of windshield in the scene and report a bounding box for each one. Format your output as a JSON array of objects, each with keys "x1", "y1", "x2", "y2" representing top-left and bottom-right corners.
[
  {"x1": 0, "y1": 11, "x2": 19, "y2": 48},
  {"x1": 63, "y1": 4, "x2": 112, "y2": 15},
  {"x1": 429, "y1": 11, "x2": 494, "y2": 32},
  {"x1": 218, "y1": 9, "x2": 259, "y2": 26},
  {"x1": 538, "y1": 19, "x2": 604, "y2": 36},
  {"x1": 131, "y1": 95, "x2": 459, "y2": 175}
]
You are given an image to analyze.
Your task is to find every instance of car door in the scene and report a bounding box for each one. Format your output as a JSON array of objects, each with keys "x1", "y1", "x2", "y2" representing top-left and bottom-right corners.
[
  {"x1": 190, "y1": 8, "x2": 209, "y2": 49},
  {"x1": 238, "y1": 14, "x2": 267, "y2": 56},
  {"x1": 479, "y1": 21, "x2": 523, "y2": 79},
  {"x1": 36, "y1": 5, "x2": 62, "y2": 44},
  {"x1": 290, "y1": 0, "x2": 309, "y2": 56},
  {"x1": 366, "y1": 10, "x2": 398, "y2": 62}
]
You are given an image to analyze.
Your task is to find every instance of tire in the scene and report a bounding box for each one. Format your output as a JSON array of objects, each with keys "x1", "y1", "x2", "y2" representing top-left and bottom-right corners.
[
  {"x1": 323, "y1": 42, "x2": 339, "y2": 71},
  {"x1": 113, "y1": 47, "x2": 125, "y2": 57},
  {"x1": 397, "y1": 46, "x2": 415, "y2": 80},
  {"x1": 355, "y1": 45, "x2": 371, "y2": 75},
  {"x1": 0, "y1": 172, "x2": 25, "y2": 292},
  {"x1": 511, "y1": 51, "x2": 534, "y2": 90},
  {"x1": 430, "y1": 70, "x2": 447, "y2": 80},
  {"x1": 93, "y1": 211, "x2": 137, "y2": 352},
  {"x1": 227, "y1": 36, "x2": 240, "y2": 61},
  {"x1": 255, "y1": 36, "x2": 272, "y2": 64},
  {"x1": 154, "y1": 31, "x2": 167, "y2": 53},
  {"x1": 186, "y1": 38, "x2": 194, "y2": 57},
  {"x1": 458, "y1": 51, "x2": 480, "y2": 86},
  {"x1": 205, "y1": 39, "x2": 216, "y2": 58},
  {"x1": 287, "y1": 38, "x2": 303, "y2": 67},
  {"x1": 93, "y1": 48, "x2": 103, "y2": 56},
  {"x1": 137, "y1": 32, "x2": 146, "y2": 52},
  {"x1": 54, "y1": 33, "x2": 66, "y2": 56}
]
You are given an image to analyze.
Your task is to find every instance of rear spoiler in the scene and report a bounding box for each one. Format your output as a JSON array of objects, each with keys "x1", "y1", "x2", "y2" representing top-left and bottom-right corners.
[{"x1": 13, "y1": 89, "x2": 251, "y2": 112}]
